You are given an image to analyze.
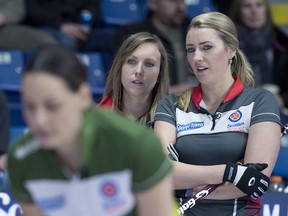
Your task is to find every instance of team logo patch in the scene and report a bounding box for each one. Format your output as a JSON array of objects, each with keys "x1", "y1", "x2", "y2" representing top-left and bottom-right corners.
[
  {"x1": 99, "y1": 177, "x2": 133, "y2": 214},
  {"x1": 102, "y1": 181, "x2": 117, "y2": 198},
  {"x1": 228, "y1": 110, "x2": 242, "y2": 122},
  {"x1": 37, "y1": 195, "x2": 65, "y2": 210}
]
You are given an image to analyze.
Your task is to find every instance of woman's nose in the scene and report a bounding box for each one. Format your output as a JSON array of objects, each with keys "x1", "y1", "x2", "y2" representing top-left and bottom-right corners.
[
  {"x1": 33, "y1": 109, "x2": 48, "y2": 126},
  {"x1": 134, "y1": 63, "x2": 143, "y2": 76},
  {"x1": 193, "y1": 49, "x2": 203, "y2": 62}
]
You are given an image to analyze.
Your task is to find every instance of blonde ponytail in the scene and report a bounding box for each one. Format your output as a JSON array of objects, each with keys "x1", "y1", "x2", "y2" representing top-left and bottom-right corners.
[{"x1": 232, "y1": 50, "x2": 254, "y2": 87}]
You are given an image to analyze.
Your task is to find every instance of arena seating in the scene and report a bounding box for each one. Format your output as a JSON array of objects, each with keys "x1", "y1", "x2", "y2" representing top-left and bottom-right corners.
[
  {"x1": 101, "y1": 0, "x2": 146, "y2": 26},
  {"x1": 0, "y1": 51, "x2": 23, "y2": 92},
  {"x1": 273, "y1": 145, "x2": 288, "y2": 179},
  {"x1": 185, "y1": 0, "x2": 217, "y2": 19}
]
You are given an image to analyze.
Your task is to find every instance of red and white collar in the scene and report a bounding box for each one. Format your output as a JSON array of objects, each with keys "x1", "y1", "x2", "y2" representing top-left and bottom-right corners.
[
  {"x1": 191, "y1": 77, "x2": 245, "y2": 110},
  {"x1": 98, "y1": 94, "x2": 113, "y2": 108}
]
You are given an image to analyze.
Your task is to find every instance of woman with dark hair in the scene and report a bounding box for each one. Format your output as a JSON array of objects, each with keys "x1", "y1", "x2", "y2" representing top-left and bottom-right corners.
[
  {"x1": 7, "y1": 45, "x2": 173, "y2": 216},
  {"x1": 229, "y1": 0, "x2": 288, "y2": 106}
]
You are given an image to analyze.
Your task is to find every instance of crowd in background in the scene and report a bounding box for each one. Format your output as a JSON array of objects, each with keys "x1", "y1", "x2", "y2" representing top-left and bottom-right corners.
[{"x1": 0, "y1": 0, "x2": 287, "y2": 91}]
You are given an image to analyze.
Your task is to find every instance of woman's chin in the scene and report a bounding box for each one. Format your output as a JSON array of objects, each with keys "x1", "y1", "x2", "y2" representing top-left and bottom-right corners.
[{"x1": 39, "y1": 138, "x2": 56, "y2": 150}]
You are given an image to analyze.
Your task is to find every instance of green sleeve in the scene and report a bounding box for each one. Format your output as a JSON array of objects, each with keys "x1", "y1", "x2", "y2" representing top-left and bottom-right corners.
[{"x1": 131, "y1": 129, "x2": 172, "y2": 191}]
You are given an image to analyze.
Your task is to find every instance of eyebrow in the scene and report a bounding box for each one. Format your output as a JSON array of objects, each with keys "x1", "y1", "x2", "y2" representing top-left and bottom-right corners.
[
  {"x1": 128, "y1": 55, "x2": 157, "y2": 62},
  {"x1": 146, "y1": 57, "x2": 158, "y2": 62},
  {"x1": 186, "y1": 41, "x2": 211, "y2": 46}
]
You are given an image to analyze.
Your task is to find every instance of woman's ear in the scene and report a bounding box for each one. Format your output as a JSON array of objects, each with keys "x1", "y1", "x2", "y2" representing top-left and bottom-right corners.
[{"x1": 78, "y1": 83, "x2": 92, "y2": 109}]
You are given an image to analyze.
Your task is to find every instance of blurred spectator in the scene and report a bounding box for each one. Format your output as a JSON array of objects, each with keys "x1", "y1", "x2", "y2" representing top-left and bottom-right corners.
[
  {"x1": 23, "y1": 0, "x2": 113, "y2": 52},
  {"x1": 0, "y1": 0, "x2": 57, "y2": 50},
  {"x1": 0, "y1": 91, "x2": 9, "y2": 171},
  {"x1": 109, "y1": 0, "x2": 197, "y2": 93},
  {"x1": 230, "y1": 0, "x2": 288, "y2": 106}
]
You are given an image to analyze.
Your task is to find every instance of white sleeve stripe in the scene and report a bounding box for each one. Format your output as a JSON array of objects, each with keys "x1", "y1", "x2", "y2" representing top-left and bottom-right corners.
[
  {"x1": 251, "y1": 112, "x2": 280, "y2": 120},
  {"x1": 154, "y1": 112, "x2": 173, "y2": 118}
]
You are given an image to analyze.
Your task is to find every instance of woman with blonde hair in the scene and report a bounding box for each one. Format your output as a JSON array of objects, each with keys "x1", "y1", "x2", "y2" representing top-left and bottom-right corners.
[
  {"x1": 98, "y1": 32, "x2": 170, "y2": 127},
  {"x1": 154, "y1": 12, "x2": 281, "y2": 215}
]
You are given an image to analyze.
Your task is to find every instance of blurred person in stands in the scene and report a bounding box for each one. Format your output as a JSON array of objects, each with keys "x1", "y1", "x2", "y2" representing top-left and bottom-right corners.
[
  {"x1": 98, "y1": 32, "x2": 170, "y2": 127},
  {"x1": 0, "y1": 0, "x2": 57, "y2": 50},
  {"x1": 230, "y1": 0, "x2": 288, "y2": 106},
  {"x1": 0, "y1": 91, "x2": 9, "y2": 171},
  {"x1": 110, "y1": 0, "x2": 197, "y2": 93},
  {"x1": 7, "y1": 44, "x2": 174, "y2": 216},
  {"x1": 23, "y1": 0, "x2": 112, "y2": 52}
]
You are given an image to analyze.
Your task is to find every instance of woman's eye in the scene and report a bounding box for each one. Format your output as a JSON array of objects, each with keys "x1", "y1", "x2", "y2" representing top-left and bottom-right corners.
[
  {"x1": 186, "y1": 48, "x2": 195, "y2": 53},
  {"x1": 203, "y1": 45, "x2": 212, "y2": 50},
  {"x1": 127, "y1": 59, "x2": 136, "y2": 64},
  {"x1": 145, "y1": 62, "x2": 154, "y2": 67},
  {"x1": 46, "y1": 104, "x2": 59, "y2": 112},
  {"x1": 24, "y1": 103, "x2": 35, "y2": 113}
]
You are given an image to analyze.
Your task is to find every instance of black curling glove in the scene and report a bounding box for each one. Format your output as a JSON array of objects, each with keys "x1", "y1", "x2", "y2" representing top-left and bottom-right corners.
[{"x1": 223, "y1": 163, "x2": 270, "y2": 199}]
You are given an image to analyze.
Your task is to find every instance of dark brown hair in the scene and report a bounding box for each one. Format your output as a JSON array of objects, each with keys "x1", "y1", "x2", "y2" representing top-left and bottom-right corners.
[{"x1": 24, "y1": 45, "x2": 87, "y2": 92}]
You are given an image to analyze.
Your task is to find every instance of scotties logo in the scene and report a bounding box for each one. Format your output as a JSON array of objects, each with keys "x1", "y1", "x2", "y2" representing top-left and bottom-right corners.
[
  {"x1": 228, "y1": 110, "x2": 242, "y2": 122},
  {"x1": 102, "y1": 181, "x2": 117, "y2": 197}
]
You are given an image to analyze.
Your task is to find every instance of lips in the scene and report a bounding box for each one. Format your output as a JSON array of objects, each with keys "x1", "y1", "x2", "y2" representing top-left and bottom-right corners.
[
  {"x1": 132, "y1": 80, "x2": 144, "y2": 84},
  {"x1": 36, "y1": 130, "x2": 50, "y2": 139},
  {"x1": 196, "y1": 66, "x2": 208, "y2": 72}
]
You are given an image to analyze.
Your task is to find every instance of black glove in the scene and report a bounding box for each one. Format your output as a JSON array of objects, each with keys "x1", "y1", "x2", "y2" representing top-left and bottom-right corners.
[{"x1": 223, "y1": 162, "x2": 270, "y2": 199}]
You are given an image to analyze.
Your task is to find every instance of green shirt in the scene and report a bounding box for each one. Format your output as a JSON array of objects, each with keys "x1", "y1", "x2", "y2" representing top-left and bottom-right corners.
[{"x1": 8, "y1": 108, "x2": 172, "y2": 216}]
